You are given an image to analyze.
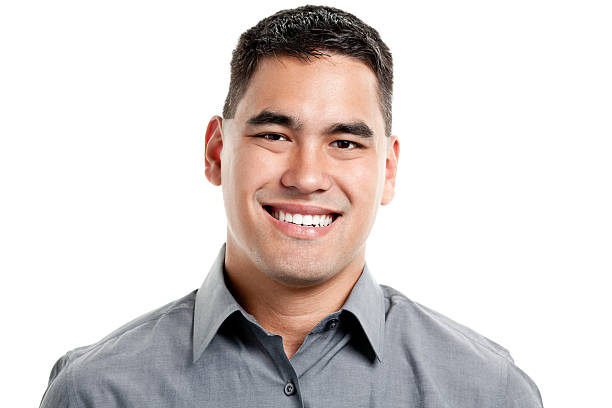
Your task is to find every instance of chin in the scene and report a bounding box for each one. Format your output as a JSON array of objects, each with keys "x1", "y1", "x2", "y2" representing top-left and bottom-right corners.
[{"x1": 259, "y1": 256, "x2": 340, "y2": 288}]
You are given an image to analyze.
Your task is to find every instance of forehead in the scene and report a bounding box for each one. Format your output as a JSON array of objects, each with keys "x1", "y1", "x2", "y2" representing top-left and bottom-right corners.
[{"x1": 233, "y1": 54, "x2": 385, "y2": 134}]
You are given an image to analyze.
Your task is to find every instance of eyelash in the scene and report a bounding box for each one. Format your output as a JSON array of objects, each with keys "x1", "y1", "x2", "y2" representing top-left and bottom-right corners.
[
  {"x1": 255, "y1": 133, "x2": 363, "y2": 150},
  {"x1": 256, "y1": 133, "x2": 288, "y2": 141},
  {"x1": 330, "y1": 140, "x2": 362, "y2": 150}
]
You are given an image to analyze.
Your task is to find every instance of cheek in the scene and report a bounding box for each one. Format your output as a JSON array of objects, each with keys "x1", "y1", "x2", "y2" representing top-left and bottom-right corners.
[
  {"x1": 223, "y1": 145, "x2": 281, "y2": 208},
  {"x1": 343, "y1": 157, "x2": 383, "y2": 202},
  {"x1": 336, "y1": 157, "x2": 384, "y2": 236},
  {"x1": 234, "y1": 145, "x2": 282, "y2": 185}
]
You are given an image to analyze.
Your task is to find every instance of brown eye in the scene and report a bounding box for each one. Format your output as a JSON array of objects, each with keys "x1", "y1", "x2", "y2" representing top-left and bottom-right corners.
[
  {"x1": 258, "y1": 133, "x2": 287, "y2": 141},
  {"x1": 331, "y1": 140, "x2": 360, "y2": 149}
]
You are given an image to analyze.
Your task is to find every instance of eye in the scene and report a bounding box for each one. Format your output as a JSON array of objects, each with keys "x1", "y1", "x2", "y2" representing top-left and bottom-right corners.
[
  {"x1": 331, "y1": 140, "x2": 361, "y2": 149},
  {"x1": 256, "y1": 133, "x2": 288, "y2": 141}
]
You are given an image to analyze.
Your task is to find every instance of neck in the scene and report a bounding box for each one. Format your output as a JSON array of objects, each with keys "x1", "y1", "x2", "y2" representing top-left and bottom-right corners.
[{"x1": 224, "y1": 241, "x2": 365, "y2": 359}]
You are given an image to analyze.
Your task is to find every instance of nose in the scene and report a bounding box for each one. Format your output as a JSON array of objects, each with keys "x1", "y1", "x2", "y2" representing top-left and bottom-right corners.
[{"x1": 280, "y1": 144, "x2": 332, "y2": 194}]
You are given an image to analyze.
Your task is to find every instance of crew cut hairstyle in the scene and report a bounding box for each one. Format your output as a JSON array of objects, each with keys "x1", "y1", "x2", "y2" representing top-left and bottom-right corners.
[{"x1": 222, "y1": 5, "x2": 394, "y2": 137}]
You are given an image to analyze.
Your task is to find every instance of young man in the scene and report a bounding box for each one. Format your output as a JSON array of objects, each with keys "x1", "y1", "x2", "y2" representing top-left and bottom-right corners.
[{"x1": 40, "y1": 5, "x2": 543, "y2": 407}]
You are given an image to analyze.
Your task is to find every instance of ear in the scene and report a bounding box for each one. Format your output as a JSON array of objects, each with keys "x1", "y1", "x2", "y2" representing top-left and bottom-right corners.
[
  {"x1": 381, "y1": 135, "x2": 400, "y2": 205},
  {"x1": 204, "y1": 115, "x2": 224, "y2": 186}
]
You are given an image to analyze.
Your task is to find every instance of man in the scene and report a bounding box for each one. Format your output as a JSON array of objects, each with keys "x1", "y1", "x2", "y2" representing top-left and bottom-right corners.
[{"x1": 40, "y1": 5, "x2": 543, "y2": 407}]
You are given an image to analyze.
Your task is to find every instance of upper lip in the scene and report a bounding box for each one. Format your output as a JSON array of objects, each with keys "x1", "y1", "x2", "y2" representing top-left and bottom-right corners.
[{"x1": 262, "y1": 203, "x2": 342, "y2": 216}]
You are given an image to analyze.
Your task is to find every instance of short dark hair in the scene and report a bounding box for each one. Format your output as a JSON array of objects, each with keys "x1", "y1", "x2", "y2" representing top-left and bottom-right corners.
[{"x1": 222, "y1": 5, "x2": 394, "y2": 136}]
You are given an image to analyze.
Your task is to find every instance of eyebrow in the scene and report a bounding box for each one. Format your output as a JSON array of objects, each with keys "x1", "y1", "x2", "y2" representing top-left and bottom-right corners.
[
  {"x1": 246, "y1": 111, "x2": 303, "y2": 129},
  {"x1": 324, "y1": 122, "x2": 373, "y2": 138},
  {"x1": 246, "y1": 110, "x2": 373, "y2": 138}
]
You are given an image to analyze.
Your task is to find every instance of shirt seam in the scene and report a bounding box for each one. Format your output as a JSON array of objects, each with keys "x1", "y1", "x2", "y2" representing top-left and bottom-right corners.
[
  {"x1": 387, "y1": 293, "x2": 512, "y2": 362},
  {"x1": 66, "y1": 351, "x2": 77, "y2": 408},
  {"x1": 498, "y1": 359, "x2": 510, "y2": 408}
]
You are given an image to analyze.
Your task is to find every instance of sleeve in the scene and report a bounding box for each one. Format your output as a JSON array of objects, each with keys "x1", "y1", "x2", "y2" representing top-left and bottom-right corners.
[
  {"x1": 39, "y1": 354, "x2": 72, "y2": 408},
  {"x1": 503, "y1": 361, "x2": 544, "y2": 408}
]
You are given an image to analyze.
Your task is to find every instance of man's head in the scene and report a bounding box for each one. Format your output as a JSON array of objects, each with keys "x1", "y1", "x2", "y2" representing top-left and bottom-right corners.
[
  {"x1": 223, "y1": 5, "x2": 394, "y2": 137},
  {"x1": 205, "y1": 5, "x2": 399, "y2": 289}
]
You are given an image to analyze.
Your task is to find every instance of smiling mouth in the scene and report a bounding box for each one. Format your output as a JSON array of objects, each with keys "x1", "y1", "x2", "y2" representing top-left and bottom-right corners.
[{"x1": 263, "y1": 205, "x2": 340, "y2": 228}]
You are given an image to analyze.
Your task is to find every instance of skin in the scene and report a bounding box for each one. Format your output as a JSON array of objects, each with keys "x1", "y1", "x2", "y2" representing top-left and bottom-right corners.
[{"x1": 205, "y1": 54, "x2": 399, "y2": 358}]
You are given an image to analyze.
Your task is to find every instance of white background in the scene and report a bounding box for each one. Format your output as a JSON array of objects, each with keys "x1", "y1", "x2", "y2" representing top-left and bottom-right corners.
[{"x1": 1, "y1": 0, "x2": 610, "y2": 406}]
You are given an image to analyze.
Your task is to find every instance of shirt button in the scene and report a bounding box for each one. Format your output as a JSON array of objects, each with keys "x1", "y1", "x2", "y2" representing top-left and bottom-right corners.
[
  {"x1": 327, "y1": 319, "x2": 339, "y2": 329},
  {"x1": 284, "y1": 381, "x2": 296, "y2": 396}
]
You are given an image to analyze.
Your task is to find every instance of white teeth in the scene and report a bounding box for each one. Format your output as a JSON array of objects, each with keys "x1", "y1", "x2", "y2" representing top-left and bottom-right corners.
[
  {"x1": 293, "y1": 214, "x2": 302, "y2": 225},
  {"x1": 268, "y1": 208, "x2": 335, "y2": 227}
]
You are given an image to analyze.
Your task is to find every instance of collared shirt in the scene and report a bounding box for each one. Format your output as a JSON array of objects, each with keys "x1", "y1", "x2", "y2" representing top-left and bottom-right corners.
[{"x1": 40, "y1": 244, "x2": 543, "y2": 407}]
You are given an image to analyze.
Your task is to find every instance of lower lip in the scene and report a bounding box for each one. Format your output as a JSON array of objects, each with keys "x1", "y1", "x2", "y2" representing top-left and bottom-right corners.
[{"x1": 262, "y1": 207, "x2": 339, "y2": 240}]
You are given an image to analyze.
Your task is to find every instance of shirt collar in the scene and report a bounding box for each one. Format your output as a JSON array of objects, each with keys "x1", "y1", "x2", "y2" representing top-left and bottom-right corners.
[
  {"x1": 193, "y1": 244, "x2": 242, "y2": 363},
  {"x1": 340, "y1": 263, "x2": 386, "y2": 362},
  {"x1": 193, "y1": 244, "x2": 386, "y2": 363}
]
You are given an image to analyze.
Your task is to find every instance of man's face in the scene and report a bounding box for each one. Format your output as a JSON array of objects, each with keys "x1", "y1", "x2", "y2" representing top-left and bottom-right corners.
[{"x1": 205, "y1": 54, "x2": 399, "y2": 288}]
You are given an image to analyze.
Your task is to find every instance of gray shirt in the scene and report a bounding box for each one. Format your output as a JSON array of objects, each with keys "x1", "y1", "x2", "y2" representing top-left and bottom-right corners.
[{"x1": 40, "y1": 244, "x2": 543, "y2": 407}]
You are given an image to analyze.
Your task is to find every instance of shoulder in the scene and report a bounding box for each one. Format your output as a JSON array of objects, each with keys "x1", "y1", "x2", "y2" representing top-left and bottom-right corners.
[
  {"x1": 504, "y1": 361, "x2": 544, "y2": 407},
  {"x1": 68, "y1": 290, "x2": 196, "y2": 366},
  {"x1": 381, "y1": 284, "x2": 512, "y2": 361},
  {"x1": 380, "y1": 285, "x2": 543, "y2": 407},
  {"x1": 40, "y1": 291, "x2": 197, "y2": 407}
]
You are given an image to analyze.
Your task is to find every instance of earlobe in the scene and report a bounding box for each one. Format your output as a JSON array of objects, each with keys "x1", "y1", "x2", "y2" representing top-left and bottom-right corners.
[
  {"x1": 381, "y1": 136, "x2": 400, "y2": 205},
  {"x1": 204, "y1": 116, "x2": 224, "y2": 186}
]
